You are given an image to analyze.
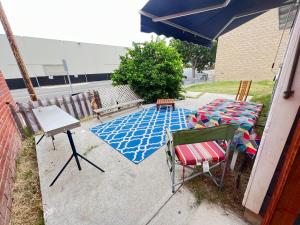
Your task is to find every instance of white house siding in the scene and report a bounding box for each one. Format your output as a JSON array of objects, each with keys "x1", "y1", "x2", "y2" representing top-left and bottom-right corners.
[{"x1": 243, "y1": 10, "x2": 300, "y2": 215}]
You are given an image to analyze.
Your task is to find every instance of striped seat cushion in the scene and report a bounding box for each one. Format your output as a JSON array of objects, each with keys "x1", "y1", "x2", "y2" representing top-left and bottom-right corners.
[{"x1": 175, "y1": 141, "x2": 225, "y2": 166}]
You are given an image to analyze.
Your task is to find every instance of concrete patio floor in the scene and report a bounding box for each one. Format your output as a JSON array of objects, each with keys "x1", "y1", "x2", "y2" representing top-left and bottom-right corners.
[{"x1": 36, "y1": 93, "x2": 248, "y2": 225}]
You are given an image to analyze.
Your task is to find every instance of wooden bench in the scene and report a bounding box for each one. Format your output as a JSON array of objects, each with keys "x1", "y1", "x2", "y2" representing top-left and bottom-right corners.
[
  {"x1": 91, "y1": 85, "x2": 143, "y2": 121},
  {"x1": 94, "y1": 99, "x2": 143, "y2": 121},
  {"x1": 156, "y1": 99, "x2": 175, "y2": 110}
]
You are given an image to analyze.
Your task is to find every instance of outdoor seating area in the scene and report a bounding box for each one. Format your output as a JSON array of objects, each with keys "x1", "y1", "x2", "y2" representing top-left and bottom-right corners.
[
  {"x1": 20, "y1": 78, "x2": 266, "y2": 225},
  {"x1": 2, "y1": 0, "x2": 300, "y2": 224},
  {"x1": 26, "y1": 75, "x2": 266, "y2": 223},
  {"x1": 35, "y1": 92, "x2": 252, "y2": 225}
]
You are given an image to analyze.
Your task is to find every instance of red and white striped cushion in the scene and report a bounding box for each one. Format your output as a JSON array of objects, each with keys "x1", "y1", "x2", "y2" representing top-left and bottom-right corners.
[{"x1": 175, "y1": 141, "x2": 225, "y2": 166}]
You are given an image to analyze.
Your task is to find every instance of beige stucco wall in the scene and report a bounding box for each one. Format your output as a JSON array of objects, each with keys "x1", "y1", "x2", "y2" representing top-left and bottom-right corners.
[{"x1": 214, "y1": 9, "x2": 290, "y2": 81}]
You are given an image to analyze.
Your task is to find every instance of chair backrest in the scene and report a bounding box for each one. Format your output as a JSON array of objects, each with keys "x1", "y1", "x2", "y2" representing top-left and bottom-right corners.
[
  {"x1": 236, "y1": 80, "x2": 252, "y2": 101},
  {"x1": 172, "y1": 124, "x2": 236, "y2": 147}
]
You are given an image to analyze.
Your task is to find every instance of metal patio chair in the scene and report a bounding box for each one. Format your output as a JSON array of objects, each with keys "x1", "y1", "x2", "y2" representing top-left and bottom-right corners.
[
  {"x1": 165, "y1": 125, "x2": 236, "y2": 193},
  {"x1": 236, "y1": 80, "x2": 252, "y2": 101}
]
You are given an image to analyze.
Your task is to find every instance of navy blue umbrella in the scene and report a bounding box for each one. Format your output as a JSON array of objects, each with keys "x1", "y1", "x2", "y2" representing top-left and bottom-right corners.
[{"x1": 140, "y1": 0, "x2": 296, "y2": 47}]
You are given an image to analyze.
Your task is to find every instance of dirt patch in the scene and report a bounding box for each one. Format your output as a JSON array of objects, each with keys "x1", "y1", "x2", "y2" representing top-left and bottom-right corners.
[
  {"x1": 185, "y1": 154, "x2": 254, "y2": 216},
  {"x1": 9, "y1": 137, "x2": 44, "y2": 225}
]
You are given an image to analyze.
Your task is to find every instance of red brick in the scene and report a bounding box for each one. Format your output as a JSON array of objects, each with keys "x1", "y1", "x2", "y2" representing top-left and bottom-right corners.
[
  {"x1": 0, "y1": 194, "x2": 8, "y2": 219},
  {"x1": 0, "y1": 72, "x2": 22, "y2": 225},
  {"x1": 0, "y1": 213, "x2": 5, "y2": 225},
  {"x1": 0, "y1": 215, "x2": 3, "y2": 225},
  {"x1": 4, "y1": 208, "x2": 10, "y2": 225}
]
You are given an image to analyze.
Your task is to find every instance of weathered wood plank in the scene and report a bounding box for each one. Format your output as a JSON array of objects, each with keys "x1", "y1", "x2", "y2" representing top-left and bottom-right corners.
[
  {"x1": 70, "y1": 95, "x2": 79, "y2": 119},
  {"x1": 38, "y1": 99, "x2": 44, "y2": 107},
  {"x1": 76, "y1": 94, "x2": 85, "y2": 117},
  {"x1": 28, "y1": 100, "x2": 41, "y2": 131},
  {"x1": 94, "y1": 90, "x2": 102, "y2": 108},
  {"x1": 55, "y1": 97, "x2": 61, "y2": 108},
  {"x1": 82, "y1": 93, "x2": 91, "y2": 115},
  {"x1": 62, "y1": 96, "x2": 71, "y2": 114},
  {"x1": 16, "y1": 102, "x2": 34, "y2": 133},
  {"x1": 7, "y1": 102, "x2": 25, "y2": 138},
  {"x1": 46, "y1": 97, "x2": 52, "y2": 106},
  {"x1": 87, "y1": 91, "x2": 92, "y2": 102}
]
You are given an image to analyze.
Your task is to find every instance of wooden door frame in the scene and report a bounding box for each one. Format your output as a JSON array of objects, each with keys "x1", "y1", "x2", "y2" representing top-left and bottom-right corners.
[{"x1": 261, "y1": 111, "x2": 300, "y2": 225}]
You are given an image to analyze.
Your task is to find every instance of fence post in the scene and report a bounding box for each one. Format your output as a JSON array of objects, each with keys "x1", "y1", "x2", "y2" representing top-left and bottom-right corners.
[
  {"x1": 28, "y1": 101, "x2": 41, "y2": 131},
  {"x1": 76, "y1": 94, "x2": 84, "y2": 117},
  {"x1": 38, "y1": 99, "x2": 44, "y2": 107},
  {"x1": 6, "y1": 102, "x2": 25, "y2": 139},
  {"x1": 46, "y1": 97, "x2": 52, "y2": 106},
  {"x1": 55, "y1": 97, "x2": 61, "y2": 108},
  {"x1": 16, "y1": 102, "x2": 34, "y2": 134},
  {"x1": 82, "y1": 93, "x2": 91, "y2": 116},
  {"x1": 69, "y1": 95, "x2": 79, "y2": 119},
  {"x1": 62, "y1": 96, "x2": 71, "y2": 114},
  {"x1": 93, "y1": 90, "x2": 102, "y2": 108}
]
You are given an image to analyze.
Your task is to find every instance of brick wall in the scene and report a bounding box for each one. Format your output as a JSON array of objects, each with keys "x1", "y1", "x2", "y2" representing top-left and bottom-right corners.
[
  {"x1": 214, "y1": 9, "x2": 290, "y2": 81},
  {"x1": 0, "y1": 71, "x2": 21, "y2": 225}
]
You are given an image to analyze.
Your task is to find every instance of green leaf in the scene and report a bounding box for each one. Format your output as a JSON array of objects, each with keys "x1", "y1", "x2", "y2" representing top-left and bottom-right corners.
[
  {"x1": 170, "y1": 39, "x2": 217, "y2": 73},
  {"x1": 112, "y1": 38, "x2": 184, "y2": 103}
]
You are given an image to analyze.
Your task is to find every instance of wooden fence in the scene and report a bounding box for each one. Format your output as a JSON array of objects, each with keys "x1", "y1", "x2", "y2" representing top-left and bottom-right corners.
[{"x1": 16, "y1": 85, "x2": 141, "y2": 133}]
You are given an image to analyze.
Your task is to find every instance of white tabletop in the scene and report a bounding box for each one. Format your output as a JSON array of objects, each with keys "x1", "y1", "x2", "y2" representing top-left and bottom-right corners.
[{"x1": 33, "y1": 105, "x2": 80, "y2": 136}]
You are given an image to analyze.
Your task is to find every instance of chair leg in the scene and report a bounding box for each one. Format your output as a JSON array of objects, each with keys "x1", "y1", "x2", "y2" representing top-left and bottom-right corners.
[
  {"x1": 182, "y1": 166, "x2": 185, "y2": 182},
  {"x1": 171, "y1": 151, "x2": 176, "y2": 193},
  {"x1": 219, "y1": 160, "x2": 227, "y2": 190},
  {"x1": 230, "y1": 150, "x2": 239, "y2": 171},
  {"x1": 97, "y1": 114, "x2": 103, "y2": 123},
  {"x1": 171, "y1": 169, "x2": 175, "y2": 193}
]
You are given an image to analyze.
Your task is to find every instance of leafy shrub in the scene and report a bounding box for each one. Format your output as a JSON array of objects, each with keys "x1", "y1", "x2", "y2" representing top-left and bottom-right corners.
[{"x1": 112, "y1": 39, "x2": 184, "y2": 103}]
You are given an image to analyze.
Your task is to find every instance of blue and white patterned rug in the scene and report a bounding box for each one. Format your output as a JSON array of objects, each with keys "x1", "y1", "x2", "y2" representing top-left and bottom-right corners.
[{"x1": 90, "y1": 106, "x2": 191, "y2": 164}]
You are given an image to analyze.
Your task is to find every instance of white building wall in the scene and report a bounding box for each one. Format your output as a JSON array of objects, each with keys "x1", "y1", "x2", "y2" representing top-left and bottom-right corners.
[
  {"x1": 243, "y1": 10, "x2": 300, "y2": 215},
  {"x1": 0, "y1": 35, "x2": 126, "y2": 78}
]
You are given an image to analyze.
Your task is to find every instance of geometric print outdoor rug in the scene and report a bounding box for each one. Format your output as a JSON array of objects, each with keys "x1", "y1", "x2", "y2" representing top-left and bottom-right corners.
[{"x1": 90, "y1": 106, "x2": 191, "y2": 164}]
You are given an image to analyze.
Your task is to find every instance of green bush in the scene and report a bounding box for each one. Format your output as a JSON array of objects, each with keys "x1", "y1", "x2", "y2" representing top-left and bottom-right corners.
[{"x1": 112, "y1": 39, "x2": 184, "y2": 103}]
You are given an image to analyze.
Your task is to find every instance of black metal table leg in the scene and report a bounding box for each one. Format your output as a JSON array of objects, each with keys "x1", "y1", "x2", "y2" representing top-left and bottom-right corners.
[
  {"x1": 36, "y1": 134, "x2": 45, "y2": 145},
  {"x1": 77, "y1": 154, "x2": 105, "y2": 172},
  {"x1": 67, "y1": 130, "x2": 82, "y2": 171},
  {"x1": 51, "y1": 136, "x2": 56, "y2": 150},
  {"x1": 49, "y1": 130, "x2": 105, "y2": 187},
  {"x1": 50, "y1": 155, "x2": 73, "y2": 187}
]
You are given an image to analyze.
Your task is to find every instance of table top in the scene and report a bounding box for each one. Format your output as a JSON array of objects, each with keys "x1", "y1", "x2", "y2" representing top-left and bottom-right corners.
[
  {"x1": 156, "y1": 99, "x2": 175, "y2": 104},
  {"x1": 33, "y1": 105, "x2": 80, "y2": 136},
  {"x1": 187, "y1": 98, "x2": 263, "y2": 156}
]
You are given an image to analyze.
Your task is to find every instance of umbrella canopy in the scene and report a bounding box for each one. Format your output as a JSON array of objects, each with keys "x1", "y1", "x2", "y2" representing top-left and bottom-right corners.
[{"x1": 140, "y1": 0, "x2": 296, "y2": 47}]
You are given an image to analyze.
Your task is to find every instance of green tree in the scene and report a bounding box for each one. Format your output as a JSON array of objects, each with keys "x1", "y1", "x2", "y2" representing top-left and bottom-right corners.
[
  {"x1": 170, "y1": 39, "x2": 217, "y2": 78},
  {"x1": 112, "y1": 39, "x2": 184, "y2": 103}
]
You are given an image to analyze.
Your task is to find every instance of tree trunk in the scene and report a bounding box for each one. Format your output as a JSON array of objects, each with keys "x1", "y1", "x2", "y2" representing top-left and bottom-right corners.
[
  {"x1": 192, "y1": 65, "x2": 196, "y2": 79},
  {"x1": 192, "y1": 59, "x2": 198, "y2": 79},
  {"x1": 0, "y1": 2, "x2": 37, "y2": 101}
]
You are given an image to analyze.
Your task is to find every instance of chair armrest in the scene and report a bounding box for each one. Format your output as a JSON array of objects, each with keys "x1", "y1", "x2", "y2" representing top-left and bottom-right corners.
[
  {"x1": 166, "y1": 128, "x2": 173, "y2": 144},
  {"x1": 165, "y1": 128, "x2": 174, "y2": 170}
]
